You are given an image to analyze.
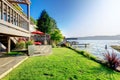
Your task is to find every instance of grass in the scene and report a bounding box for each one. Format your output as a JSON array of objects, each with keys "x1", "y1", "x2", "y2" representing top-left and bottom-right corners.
[
  {"x1": 1, "y1": 48, "x2": 120, "y2": 80},
  {"x1": 0, "y1": 52, "x2": 25, "y2": 57},
  {"x1": 6, "y1": 52, "x2": 24, "y2": 56}
]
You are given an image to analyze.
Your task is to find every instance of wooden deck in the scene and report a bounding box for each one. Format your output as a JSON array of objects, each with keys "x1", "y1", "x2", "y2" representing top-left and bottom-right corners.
[{"x1": 72, "y1": 43, "x2": 89, "y2": 48}]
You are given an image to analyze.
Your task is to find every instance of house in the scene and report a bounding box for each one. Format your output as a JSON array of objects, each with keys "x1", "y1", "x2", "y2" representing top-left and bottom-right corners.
[
  {"x1": 0, "y1": 0, "x2": 30, "y2": 53},
  {"x1": 30, "y1": 22, "x2": 37, "y2": 32}
]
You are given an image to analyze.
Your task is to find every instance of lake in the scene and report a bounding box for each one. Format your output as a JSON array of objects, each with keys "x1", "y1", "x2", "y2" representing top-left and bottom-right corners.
[{"x1": 68, "y1": 40, "x2": 120, "y2": 59}]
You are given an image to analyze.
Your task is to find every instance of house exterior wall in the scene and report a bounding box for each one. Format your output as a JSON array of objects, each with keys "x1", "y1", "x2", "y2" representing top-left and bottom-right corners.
[
  {"x1": 0, "y1": 0, "x2": 30, "y2": 37},
  {"x1": 30, "y1": 24, "x2": 36, "y2": 32},
  {"x1": 0, "y1": 0, "x2": 30, "y2": 53},
  {"x1": 0, "y1": 20, "x2": 30, "y2": 37}
]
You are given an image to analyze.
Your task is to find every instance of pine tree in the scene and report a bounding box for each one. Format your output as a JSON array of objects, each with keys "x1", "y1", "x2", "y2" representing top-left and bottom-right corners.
[
  {"x1": 37, "y1": 10, "x2": 51, "y2": 33},
  {"x1": 37, "y1": 10, "x2": 63, "y2": 45}
]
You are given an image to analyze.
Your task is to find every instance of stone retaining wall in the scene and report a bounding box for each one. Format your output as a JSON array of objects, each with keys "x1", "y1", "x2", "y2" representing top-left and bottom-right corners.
[{"x1": 28, "y1": 45, "x2": 52, "y2": 56}]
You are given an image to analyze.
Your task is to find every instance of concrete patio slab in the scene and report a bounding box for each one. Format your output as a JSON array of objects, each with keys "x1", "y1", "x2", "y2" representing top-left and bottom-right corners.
[{"x1": 0, "y1": 55, "x2": 28, "y2": 79}]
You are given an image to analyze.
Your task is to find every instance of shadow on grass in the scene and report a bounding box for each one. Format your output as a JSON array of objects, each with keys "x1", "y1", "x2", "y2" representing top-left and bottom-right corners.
[
  {"x1": 89, "y1": 64, "x2": 118, "y2": 79},
  {"x1": 43, "y1": 73, "x2": 54, "y2": 77},
  {"x1": 68, "y1": 75, "x2": 78, "y2": 80}
]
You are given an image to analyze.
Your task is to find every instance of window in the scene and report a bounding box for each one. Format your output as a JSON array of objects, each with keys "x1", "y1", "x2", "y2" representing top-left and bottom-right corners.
[
  {"x1": 3, "y1": 3, "x2": 7, "y2": 21},
  {"x1": 10, "y1": 9, "x2": 13, "y2": 24},
  {"x1": 13, "y1": 12, "x2": 16, "y2": 25},
  {"x1": 7, "y1": 7, "x2": 10, "y2": 22}
]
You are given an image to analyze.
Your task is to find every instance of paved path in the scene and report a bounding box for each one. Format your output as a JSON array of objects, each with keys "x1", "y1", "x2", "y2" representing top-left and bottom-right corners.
[{"x1": 0, "y1": 55, "x2": 28, "y2": 79}]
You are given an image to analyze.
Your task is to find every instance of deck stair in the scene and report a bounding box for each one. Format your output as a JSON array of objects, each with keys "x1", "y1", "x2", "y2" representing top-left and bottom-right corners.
[
  {"x1": 0, "y1": 36, "x2": 8, "y2": 48},
  {"x1": 0, "y1": 36, "x2": 18, "y2": 52}
]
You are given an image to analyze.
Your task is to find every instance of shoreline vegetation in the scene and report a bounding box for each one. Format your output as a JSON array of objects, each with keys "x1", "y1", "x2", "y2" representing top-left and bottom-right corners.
[
  {"x1": 111, "y1": 45, "x2": 120, "y2": 52},
  {"x1": 2, "y1": 48, "x2": 120, "y2": 80},
  {"x1": 67, "y1": 46, "x2": 120, "y2": 71}
]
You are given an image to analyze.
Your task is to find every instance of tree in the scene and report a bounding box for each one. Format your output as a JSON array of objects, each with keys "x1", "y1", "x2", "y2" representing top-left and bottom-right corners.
[
  {"x1": 49, "y1": 18, "x2": 58, "y2": 32},
  {"x1": 37, "y1": 10, "x2": 51, "y2": 33},
  {"x1": 30, "y1": 17, "x2": 37, "y2": 25},
  {"x1": 37, "y1": 10, "x2": 64, "y2": 46},
  {"x1": 50, "y1": 29, "x2": 63, "y2": 45}
]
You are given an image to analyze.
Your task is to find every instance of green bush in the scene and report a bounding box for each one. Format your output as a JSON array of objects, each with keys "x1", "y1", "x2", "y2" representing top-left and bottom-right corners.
[
  {"x1": 67, "y1": 46, "x2": 97, "y2": 62},
  {"x1": 89, "y1": 55, "x2": 97, "y2": 61},
  {"x1": 83, "y1": 52, "x2": 91, "y2": 58},
  {"x1": 52, "y1": 43, "x2": 57, "y2": 48},
  {"x1": 60, "y1": 43, "x2": 67, "y2": 47},
  {"x1": 8, "y1": 52, "x2": 24, "y2": 55},
  {"x1": 26, "y1": 40, "x2": 34, "y2": 48},
  {"x1": 15, "y1": 41, "x2": 26, "y2": 49},
  {"x1": 61, "y1": 42, "x2": 71, "y2": 47}
]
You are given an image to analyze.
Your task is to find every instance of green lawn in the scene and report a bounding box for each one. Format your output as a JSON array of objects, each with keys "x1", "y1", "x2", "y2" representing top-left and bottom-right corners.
[{"x1": 2, "y1": 48, "x2": 120, "y2": 80}]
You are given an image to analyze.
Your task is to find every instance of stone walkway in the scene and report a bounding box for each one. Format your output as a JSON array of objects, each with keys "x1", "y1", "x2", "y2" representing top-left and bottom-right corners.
[{"x1": 0, "y1": 55, "x2": 28, "y2": 79}]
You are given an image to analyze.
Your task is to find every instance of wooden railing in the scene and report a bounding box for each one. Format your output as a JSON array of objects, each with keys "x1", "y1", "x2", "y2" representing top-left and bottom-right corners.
[{"x1": 0, "y1": 0, "x2": 29, "y2": 31}]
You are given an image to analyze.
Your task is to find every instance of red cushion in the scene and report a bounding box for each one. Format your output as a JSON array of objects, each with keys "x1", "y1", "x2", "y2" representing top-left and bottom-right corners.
[{"x1": 34, "y1": 42, "x2": 42, "y2": 45}]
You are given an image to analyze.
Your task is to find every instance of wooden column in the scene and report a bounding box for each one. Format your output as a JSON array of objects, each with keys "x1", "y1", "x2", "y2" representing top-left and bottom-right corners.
[
  {"x1": 7, "y1": 36, "x2": 11, "y2": 53},
  {"x1": 1, "y1": 0, "x2": 3, "y2": 20},
  {"x1": 18, "y1": 15, "x2": 20, "y2": 27},
  {"x1": 27, "y1": 4, "x2": 30, "y2": 20},
  {"x1": 12, "y1": 10, "x2": 14, "y2": 24},
  {"x1": 9, "y1": 7, "x2": 11, "y2": 23},
  {"x1": 10, "y1": 9, "x2": 13, "y2": 24},
  {"x1": 6, "y1": 4, "x2": 8, "y2": 22},
  {"x1": 14, "y1": 12, "x2": 16, "y2": 25},
  {"x1": 27, "y1": 4, "x2": 30, "y2": 31},
  {"x1": 17, "y1": 13, "x2": 18, "y2": 26},
  {"x1": 0, "y1": 1, "x2": 1, "y2": 20},
  {"x1": 27, "y1": 4, "x2": 30, "y2": 39},
  {"x1": 19, "y1": 15, "x2": 21, "y2": 27}
]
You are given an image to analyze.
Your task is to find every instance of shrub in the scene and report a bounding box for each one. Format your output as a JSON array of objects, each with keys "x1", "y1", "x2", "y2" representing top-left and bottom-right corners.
[
  {"x1": 18, "y1": 37, "x2": 27, "y2": 42},
  {"x1": 15, "y1": 41, "x2": 26, "y2": 49},
  {"x1": 26, "y1": 40, "x2": 34, "y2": 48},
  {"x1": 52, "y1": 43, "x2": 57, "y2": 48},
  {"x1": 89, "y1": 55, "x2": 97, "y2": 61},
  {"x1": 83, "y1": 52, "x2": 91, "y2": 58},
  {"x1": 65, "y1": 42, "x2": 71, "y2": 47},
  {"x1": 60, "y1": 43, "x2": 67, "y2": 47},
  {"x1": 103, "y1": 51, "x2": 120, "y2": 70},
  {"x1": 68, "y1": 47, "x2": 97, "y2": 61},
  {"x1": 8, "y1": 52, "x2": 24, "y2": 55},
  {"x1": 78, "y1": 50, "x2": 84, "y2": 55}
]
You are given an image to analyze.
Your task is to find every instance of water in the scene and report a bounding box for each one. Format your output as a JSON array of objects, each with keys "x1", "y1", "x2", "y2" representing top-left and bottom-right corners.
[{"x1": 68, "y1": 40, "x2": 120, "y2": 59}]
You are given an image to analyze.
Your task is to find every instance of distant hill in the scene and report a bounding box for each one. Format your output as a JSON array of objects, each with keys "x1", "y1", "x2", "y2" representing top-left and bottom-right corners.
[
  {"x1": 78, "y1": 35, "x2": 120, "y2": 40},
  {"x1": 67, "y1": 35, "x2": 120, "y2": 40},
  {"x1": 66, "y1": 38, "x2": 78, "y2": 40}
]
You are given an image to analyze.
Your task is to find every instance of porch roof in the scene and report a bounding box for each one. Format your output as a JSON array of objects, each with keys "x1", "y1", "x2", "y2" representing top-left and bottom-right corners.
[{"x1": 8, "y1": 0, "x2": 30, "y2": 4}]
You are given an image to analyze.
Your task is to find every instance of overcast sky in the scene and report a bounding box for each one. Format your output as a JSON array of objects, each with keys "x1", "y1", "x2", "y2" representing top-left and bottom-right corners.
[{"x1": 30, "y1": 0, "x2": 120, "y2": 37}]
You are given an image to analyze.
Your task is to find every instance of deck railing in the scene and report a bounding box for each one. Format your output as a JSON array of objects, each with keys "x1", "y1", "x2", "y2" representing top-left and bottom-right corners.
[{"x1": 0, "y1": 0, "x2": 29, "y2": 31}]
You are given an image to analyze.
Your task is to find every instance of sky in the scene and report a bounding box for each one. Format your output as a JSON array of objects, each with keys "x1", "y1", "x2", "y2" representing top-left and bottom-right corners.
[{"x1": 26, "y1": 0, "x2": 120, "y2": 37}]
